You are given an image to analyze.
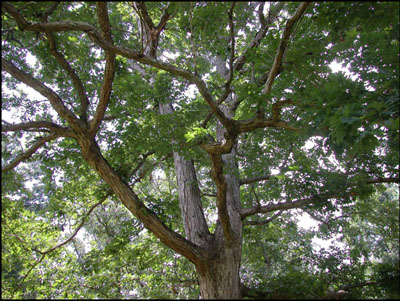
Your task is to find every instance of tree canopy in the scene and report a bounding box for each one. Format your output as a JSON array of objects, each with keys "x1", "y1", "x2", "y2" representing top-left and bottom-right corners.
[{"x1": 1, "y1": 1, "x2": 399, "y2": 299}]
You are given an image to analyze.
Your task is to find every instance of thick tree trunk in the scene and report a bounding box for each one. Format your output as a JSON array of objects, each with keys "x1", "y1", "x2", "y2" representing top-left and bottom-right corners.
[{"x1": 196, "y1": 243, "x2": 242, "y2": 299}]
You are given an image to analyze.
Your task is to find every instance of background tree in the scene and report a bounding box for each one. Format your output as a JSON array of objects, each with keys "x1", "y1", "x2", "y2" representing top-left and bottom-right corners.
[{"x1": 1, "y1": 1, "x2": 399, "y2": 299}]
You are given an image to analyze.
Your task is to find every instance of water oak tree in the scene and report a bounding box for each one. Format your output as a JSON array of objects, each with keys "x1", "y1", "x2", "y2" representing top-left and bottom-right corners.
[{"x1": 2, "y1": 1, "x2": 399, "y2": 299}]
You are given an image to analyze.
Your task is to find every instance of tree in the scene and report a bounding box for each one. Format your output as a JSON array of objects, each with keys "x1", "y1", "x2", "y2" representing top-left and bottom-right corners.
[{"x1": 1, "y1": 1, "x2": 399, "y2": 299}]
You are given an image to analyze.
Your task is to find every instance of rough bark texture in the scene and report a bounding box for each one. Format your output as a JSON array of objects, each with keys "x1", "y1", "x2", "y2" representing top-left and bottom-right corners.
[
  {"x1": 196, "y1": 242, "x2": 242, "y2": 299},
  {"x1": 159, "y1": 103, "x2": 212, "y2": 248}
]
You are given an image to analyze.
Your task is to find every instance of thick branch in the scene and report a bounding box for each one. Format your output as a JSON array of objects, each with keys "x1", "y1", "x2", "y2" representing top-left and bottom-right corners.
[
  {"x1": 133, "y1": 2, "x2": 155, "y2": 30},
  {"x1": 89, "y1": 2, "x2": 116, "y2": 136},
  {"x1": 2, "y1": 58, "x2": 84, "y2": 131},
  {"x1": 77, "y1": 136, "x2": 206, "y2": 263},
  {"x1": 2, "y1": 134, "x2": 60, "y2": 173},
  {"x1": 263, "y1": 2, "x2": 311, "y2": 94},
  {"x1": 2, "y1": 120, "x2": 70, "y2": 135}
]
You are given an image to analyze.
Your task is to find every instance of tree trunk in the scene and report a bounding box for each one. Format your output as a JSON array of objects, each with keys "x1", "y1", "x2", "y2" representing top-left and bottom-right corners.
[
  {"x1": 159, "y1": 102, "x2": 212, "y2": 248},
  {"x1": 134, "y1": 10, "x2": 243, "y2": 298},
  {"x1": 194, "y1": 70, "x2": 243, "y2": 298},
  {"x1": 196, "y1": 243, "x2": 242, "y2": 299}
]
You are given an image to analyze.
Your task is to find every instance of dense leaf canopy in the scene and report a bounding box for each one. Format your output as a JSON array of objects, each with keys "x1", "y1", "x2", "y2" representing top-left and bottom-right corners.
[{"x1": 1, "y1": 1, "x2": 399, "y2": 299}]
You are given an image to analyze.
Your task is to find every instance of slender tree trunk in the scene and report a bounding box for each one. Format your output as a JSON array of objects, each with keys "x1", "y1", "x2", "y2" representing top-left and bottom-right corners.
[{"x1": 159, "y1": 103, "x2": 212, "y2": 247}]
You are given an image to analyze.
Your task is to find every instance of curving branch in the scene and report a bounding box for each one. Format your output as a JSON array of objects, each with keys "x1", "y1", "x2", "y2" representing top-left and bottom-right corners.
[
  {"x1": 12, "y1": 193, "x2": 110, "y2": 296},
  {"x1": 36, "y1": 193, "x2": 111, "y2": 255},
  {"x1": 2, "y1": 120, "x2": 71, "y2": 135},
  {"x1": 89, "y1": 2, "x2": 116, "y2": 136},
  {"x1": 2, "y1": 133, "x2": 60, "y2": 173},
  {"x1": 2, "y1": 58, "x2": 84, "y2": 132},
  {"x1": 263, "y1": 2, "x2": 311, "y2": 94},
  {"x1": 45, "y1": 31, "x2": 90, "y2": 122}
]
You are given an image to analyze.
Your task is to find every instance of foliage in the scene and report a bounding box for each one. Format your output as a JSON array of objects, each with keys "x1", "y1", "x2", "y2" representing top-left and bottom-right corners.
[{"x1": 1, "y1": 1, "x2": 399, "y2": 299}]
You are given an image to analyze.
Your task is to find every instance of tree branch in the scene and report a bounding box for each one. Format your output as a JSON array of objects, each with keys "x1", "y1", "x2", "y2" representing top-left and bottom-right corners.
[
  {"x1": 41, "y1": 2, "x2": 60, "y2": 21},
  {"x1": 2, "y1": 133, "x2": 61, "y2": 173},
  {"x1": 2, "y1": 120, "x2": 71, "y2": 135},
  {"x1": 237, "y1": 116, "x2": 299, "y2": 133},
  {"x1": 243, "y1": 211, "x2": 283, "y2": 226},
  {"x1": 240, "y1": 174, "x2": 271, "y2": 185},
  {"x1": 89, "y1": 2, "x2": 116, "y2": 136},
  {"x1": 366, "y1": 177, "x2": 399, "y2": 184},
  {"x1": 39, "y1": 193, "x2": 111, "y2": 255},
  {"x1": 234, "y1": 2, "x2": 285, "y2": 73},
  {"x1": 76, "y1": 136, "x2": 206, "y2": 263},
  {"x1": 2, "y1": 58, "x2": 84, "y2": 132},
  {"x1": 12, "y1": 193, "x2": 110, "y2": 297},
  {"x1": 240, "y1": 194, "x2": 336, "y2": 219},
  {"x1": 210, "y1": 153, "x2": 234, "y2": 244},
  {"x1": 44, "y1": 30, "x2": 90, "y2": 122},
  {"x1": 263, "y1": 2, "x2": 311, "y2": 94},
  {"x1": 227, "y1": 2, "x2": 236, "y2": 86}
]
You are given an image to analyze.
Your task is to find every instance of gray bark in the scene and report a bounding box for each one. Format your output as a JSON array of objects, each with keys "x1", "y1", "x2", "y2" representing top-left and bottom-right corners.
[{"x1": 159, "y1": 103, "x2": 212, "y2": 247}]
